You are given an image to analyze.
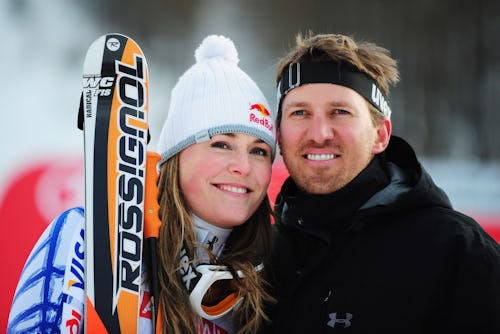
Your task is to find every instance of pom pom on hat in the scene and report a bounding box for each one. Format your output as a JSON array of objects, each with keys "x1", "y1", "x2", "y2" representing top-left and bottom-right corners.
[
  {"x1": 156, "y1": 35, "x2": 276, "y2": 164},
  {"x1": 194, "y1": 35, "x2": 239, "y2": 65}
]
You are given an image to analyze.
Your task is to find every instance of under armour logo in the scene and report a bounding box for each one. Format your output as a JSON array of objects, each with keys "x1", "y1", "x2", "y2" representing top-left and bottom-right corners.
[{"x1": 327, "y1": 312, "x2": 352, "y2": 328}]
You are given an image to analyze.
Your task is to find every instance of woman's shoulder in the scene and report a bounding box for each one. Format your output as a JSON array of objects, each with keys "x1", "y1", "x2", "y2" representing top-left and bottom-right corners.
[{"x1": 8, "y1": 206, "x2": 86, "y2": 333}]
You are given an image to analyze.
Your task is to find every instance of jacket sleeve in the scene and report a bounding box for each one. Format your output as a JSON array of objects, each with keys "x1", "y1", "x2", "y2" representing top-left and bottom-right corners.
[
  {"x1": 444, "y1": 215, "x2": 500, "y2": 333},
  {"x1": 7, "y1": 207, "x2": 85, "y2": 334}
]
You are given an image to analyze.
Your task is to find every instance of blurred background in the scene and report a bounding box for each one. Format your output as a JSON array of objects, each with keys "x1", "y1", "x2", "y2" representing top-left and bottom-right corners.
[{"x1": 1, "y1": 0, "x2": 499, "y2": 330}]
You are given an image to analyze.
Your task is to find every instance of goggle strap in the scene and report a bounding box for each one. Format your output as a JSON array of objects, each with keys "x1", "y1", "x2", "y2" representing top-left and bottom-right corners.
[{"x1": 201, "y1": 292, "x2": 241, "y2": 316}]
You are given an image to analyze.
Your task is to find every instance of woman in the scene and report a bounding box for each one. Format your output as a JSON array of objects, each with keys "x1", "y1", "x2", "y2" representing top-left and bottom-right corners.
[
  {"x1": 154, "y1": 34, "x2": 276, "y2": 333},
  {"x1": 8, "y1": 35, "x2": 275, "y2": 334}
]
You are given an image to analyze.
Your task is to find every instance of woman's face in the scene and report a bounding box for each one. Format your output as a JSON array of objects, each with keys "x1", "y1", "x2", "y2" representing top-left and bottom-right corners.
[{"x1": 179, "y1": 133, "x2": 272, "y2": 228}]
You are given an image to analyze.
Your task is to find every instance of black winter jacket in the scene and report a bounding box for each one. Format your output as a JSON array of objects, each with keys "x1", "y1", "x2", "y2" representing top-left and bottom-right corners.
[{"x1": 263, "y1": 136, "x2": 500, "y2": 333}]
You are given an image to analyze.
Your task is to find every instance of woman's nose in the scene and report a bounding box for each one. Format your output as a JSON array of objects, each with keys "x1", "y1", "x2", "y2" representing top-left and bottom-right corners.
[{"x1": 227, "y1": 151, "x2": 251, "y2": 176}]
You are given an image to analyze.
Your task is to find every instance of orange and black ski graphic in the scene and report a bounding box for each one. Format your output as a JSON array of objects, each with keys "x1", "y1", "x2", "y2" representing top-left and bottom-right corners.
[{"x1": 82, "y1": 33, "x2": 148, "y2": 333}]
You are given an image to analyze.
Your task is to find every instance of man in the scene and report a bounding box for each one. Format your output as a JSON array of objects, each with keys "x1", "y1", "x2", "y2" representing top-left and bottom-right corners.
[{"x1": 264, "y1": 33, "x2": 500, "y2": 333}]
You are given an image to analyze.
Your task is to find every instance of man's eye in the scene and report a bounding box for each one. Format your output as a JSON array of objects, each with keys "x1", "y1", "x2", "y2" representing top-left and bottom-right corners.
[
  {"x1": 291, "y1": 110, "x2": 306, "y2": 116},
  {"x1": 211, "y1": 141, "x2": 230, "y2": 149},
  {"x1": 335, "y1": 109, "x2": 350, "y2": 115}
]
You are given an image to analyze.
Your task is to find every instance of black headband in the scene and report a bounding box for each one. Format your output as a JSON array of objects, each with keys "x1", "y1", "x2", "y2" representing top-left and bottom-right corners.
[{"x1": 277, "y1": 61, "x2": 392, "y2": 117}]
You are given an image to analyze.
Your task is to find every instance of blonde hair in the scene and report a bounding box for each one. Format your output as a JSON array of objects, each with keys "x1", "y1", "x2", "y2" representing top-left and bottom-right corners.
[
  {"x1": 276, "y1": 32, "x2": 400, "y2": 125},
  {"x1": 156, "y1": 154, "x2": 274, "y2": 333}
]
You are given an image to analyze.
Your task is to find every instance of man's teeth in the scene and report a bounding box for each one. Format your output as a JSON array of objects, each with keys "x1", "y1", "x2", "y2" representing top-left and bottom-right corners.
[
  {"x1": 219, "y1": 185, "x2": 247, "y2": 194},
  {"x1": 307, "y1": 153, "x2": 335, "y2": 161}
]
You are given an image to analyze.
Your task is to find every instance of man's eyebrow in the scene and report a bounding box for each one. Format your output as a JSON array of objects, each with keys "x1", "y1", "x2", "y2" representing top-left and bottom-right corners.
[
  {"x1": 282, "y1": 101, "x2": 310, "y2": 109},
  {"x1": 283, "y1": 100, "x2": 355, "y2": 109}
]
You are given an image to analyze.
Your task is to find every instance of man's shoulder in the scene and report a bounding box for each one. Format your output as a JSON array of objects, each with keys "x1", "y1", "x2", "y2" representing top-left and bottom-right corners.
[{"x1": 403, "y1": 205, "x2": 499, "y2": 255}]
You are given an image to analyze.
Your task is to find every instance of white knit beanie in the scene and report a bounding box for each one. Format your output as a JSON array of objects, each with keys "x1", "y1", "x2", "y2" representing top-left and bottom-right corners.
[{"x1": 157, "y1": 35, "x2": 276, "y2": 165}]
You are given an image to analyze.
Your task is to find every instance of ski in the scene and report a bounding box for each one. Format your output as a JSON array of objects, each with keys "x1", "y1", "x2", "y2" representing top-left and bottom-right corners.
[{"x1": 81, "y1": 33, "x2": 149, "y2": 333}]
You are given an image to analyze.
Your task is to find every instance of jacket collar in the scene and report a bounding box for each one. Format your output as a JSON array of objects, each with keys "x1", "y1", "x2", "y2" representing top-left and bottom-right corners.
[{"x1": 277, "y1": 155, "x2": 390, "y2": 238}]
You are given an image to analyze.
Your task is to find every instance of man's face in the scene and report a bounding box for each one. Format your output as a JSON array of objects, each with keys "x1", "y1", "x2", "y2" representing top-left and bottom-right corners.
[{"x1": 278, "y1": 83, "x2": 390, "y2": 194}]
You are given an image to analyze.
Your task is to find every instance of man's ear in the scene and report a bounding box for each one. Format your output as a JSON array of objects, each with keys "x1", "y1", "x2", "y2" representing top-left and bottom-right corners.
[
  {"x1": 372, "y1": 118, "x2": 391, "y2": 154},
  {"x1": 276, "y1": 127, "x2": 282, "y2": 153}
]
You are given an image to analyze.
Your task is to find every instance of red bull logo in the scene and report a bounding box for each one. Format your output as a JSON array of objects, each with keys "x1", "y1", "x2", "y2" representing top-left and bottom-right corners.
[
  {"x1": 249, "y1": 103, "x2": 273, "y2": 132},
  {"x1": 250, "y1": 103, "x2": 270, "y2": 117}
]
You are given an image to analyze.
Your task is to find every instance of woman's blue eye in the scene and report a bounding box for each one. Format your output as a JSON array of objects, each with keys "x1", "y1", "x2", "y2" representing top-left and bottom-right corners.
[
  {"x1": 251, "y1": 147, "x2": 269, "y2": 157},
  {"x1": 211, "y1": 141, "x2": 230, "y2": 149}
]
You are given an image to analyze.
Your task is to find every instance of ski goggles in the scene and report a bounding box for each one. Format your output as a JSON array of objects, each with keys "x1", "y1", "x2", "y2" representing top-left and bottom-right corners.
[{"x1": 189, "y1": 263, "x2": 264, "y2": 320}]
